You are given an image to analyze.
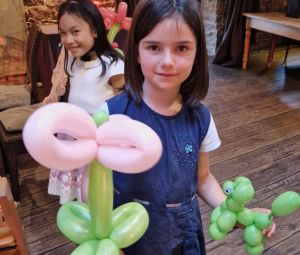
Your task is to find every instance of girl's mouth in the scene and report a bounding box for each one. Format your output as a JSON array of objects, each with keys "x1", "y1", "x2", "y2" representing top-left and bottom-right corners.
[{"x1": 156, "y1": 72, "x2": 177, "y2": 77}]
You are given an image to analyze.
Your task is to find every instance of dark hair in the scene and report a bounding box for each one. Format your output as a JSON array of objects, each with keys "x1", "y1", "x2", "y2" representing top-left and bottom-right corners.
[
  {"x1": 125, "y1": 0, "x2": 209, "y2": 106},
  {"x1": 58, "y1": 0, "x2": 122, "y2": 76}
]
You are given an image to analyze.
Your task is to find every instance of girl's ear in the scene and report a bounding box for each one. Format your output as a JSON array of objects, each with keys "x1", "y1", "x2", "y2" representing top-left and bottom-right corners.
[{"x1": 137, "y1": 54, "x2": 140, "y2": 64}]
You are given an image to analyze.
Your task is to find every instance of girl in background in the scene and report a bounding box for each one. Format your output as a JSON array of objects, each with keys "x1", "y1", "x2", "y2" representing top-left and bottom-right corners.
[
  {"x1": 100, "y1": 0, "x2": 276, "y2": 254},
  {"x1": 45, "y1": 0, "x2": 125, "y2": 204}
]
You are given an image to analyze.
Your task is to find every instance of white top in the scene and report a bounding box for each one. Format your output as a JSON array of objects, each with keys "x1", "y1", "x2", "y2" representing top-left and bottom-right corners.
[
  {"x1": 200, "y1": 114, "x2": 221, "y2": 152},
  {"x1": 98, "y1": 103, "x2": 221, "y2": 152},
  {"x1": 68, "y1": 56, "x2": 124, "y2": 114}
]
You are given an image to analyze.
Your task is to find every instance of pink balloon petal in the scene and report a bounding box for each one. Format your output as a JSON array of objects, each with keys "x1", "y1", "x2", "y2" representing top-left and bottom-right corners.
[
  {"x1": 23, "y1": 103, "x2": 98, "y2": 170},
  {"x1": 96, "y1": 116, "x2": 162, "y2": 173},
  {"x1": 117, "y1": 2, "x2": 128, "y2": 21}
]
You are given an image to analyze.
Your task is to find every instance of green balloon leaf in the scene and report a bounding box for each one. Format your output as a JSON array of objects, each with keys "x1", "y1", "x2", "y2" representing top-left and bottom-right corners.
[
  {"x1": 57, "y1": 202, "x2": 94, "y2": 244},
  {"x1": 110, "y1": 202, "x2": 149, "y2": 248},
  {"x1": 97, "y1": 239, "x2": 119, "y2": 255},
  {"x1": 71, "y1": 240, "x2": 99, "y2": 255}
]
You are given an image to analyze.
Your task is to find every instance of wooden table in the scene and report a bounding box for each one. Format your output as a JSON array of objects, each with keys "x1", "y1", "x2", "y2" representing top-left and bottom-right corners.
[{"x1": 242, "y1": 12, "x2": 300, "y2": 70}]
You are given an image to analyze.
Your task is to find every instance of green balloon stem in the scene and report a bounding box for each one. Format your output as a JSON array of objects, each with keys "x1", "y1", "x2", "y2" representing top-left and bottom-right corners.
[
  {"x1": 88, "y1": 160, "x2": 113, "y2": 239},
  {"x1": 107, "y1": 23, "x2": 120, "y2": 44}
]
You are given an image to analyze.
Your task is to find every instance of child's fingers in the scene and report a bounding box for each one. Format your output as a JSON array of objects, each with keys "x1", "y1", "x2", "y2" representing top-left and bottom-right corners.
[
  {"x1": 251, "y1": 207, "x2": 276, "y2": 238},
  {"x1": 262, "y1": 222, "x2": 276, "y2": 238}
]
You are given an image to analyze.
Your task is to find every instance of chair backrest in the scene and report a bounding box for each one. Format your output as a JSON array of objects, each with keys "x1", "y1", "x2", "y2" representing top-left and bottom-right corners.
[
  {"x1": 0, "y1": 177, "x2": 29, "y2": 255},
  {"x1": 25, "y1": 23, "x2": 42, "y2": 104}
]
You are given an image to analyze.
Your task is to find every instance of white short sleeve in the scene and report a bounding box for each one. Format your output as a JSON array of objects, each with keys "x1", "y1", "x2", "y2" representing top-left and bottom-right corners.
[
  {"x1": 97, "y1": 102, "x2": 109, "y2": 114},
  {"x1": 108, "y1": 58, "x2": 124, "y2": 77},
  {"x1": 200, "y1": 114, "x2": 221, "y2": 152},
  {"x1": 68, "y1": 56, "x2": 124, "y2": 114}
]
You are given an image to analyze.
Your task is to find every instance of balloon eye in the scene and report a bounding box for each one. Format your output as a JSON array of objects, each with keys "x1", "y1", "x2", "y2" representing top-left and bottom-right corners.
[{"x1": 225, "y1": 188, "x2": 232, "y2": 194}]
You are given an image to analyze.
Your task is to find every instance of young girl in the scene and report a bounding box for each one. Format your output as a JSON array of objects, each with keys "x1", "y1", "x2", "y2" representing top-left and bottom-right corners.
[
  {"x1": 45, "y1": 0, "x2": 125, "y2": 204},
  {"x1": 99, "y1": 0, "x2": 275, "y2": 254}
]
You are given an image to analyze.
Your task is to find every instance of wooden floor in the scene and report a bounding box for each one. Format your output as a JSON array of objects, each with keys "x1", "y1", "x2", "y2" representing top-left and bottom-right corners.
[{"x1": 5, "y1": 47, "x2": 300, "y2": 254}]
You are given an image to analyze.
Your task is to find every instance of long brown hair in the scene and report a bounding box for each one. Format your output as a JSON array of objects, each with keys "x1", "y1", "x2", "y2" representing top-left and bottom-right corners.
[
  {"x1": 125, "y1": 0, "x2": 209, "y2": 107},
  {"x1": 58, "y1": 0, "x2": 122, "y2": 76}
]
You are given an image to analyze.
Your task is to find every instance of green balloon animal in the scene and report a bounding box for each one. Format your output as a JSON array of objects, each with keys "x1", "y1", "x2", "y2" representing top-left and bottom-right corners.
[{"x1": 208, "y1": 176, "x2": 300, "y2": 255}]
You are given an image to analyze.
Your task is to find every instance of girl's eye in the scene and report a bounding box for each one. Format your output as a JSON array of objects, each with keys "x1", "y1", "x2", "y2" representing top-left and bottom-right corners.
[
  {"x1": 59, "y1": 31, "x2": 66, "y2": 36},
  {"x1": 72, "y1": 30, "x2": 80, "y2": 35},
  {"x1": 147, "y1": 45, "x2": 159, "y2": 52},
  {"x1": 177, "y1": 45, "x2": 188, "y2": 52}
]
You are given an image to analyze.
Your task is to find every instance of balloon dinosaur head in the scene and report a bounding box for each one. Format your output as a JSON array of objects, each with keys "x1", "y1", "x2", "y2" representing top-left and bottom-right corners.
[{"x1": 222, "y1": 177, "x2": 255, "y2": 211}]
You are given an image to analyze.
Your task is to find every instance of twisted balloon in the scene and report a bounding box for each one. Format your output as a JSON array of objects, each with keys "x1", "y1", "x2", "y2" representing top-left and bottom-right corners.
[
  {"x1": 22, "y1": 103, "x2": 162, "y2": 255},
  {"x1": 99, "y1": 2, "x2": 132, "y2": 54},
  {"x1": 209, "y1": 176, "x2": 300, "y2": 255}
]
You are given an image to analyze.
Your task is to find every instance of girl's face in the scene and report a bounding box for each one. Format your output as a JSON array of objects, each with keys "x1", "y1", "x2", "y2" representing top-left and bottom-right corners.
[
  {"x1": 59, "y1": 13, "x2": 96, "y2": 58},
  {"x1": 138, "y1": 17, "x2": 197, "y2": 94}
]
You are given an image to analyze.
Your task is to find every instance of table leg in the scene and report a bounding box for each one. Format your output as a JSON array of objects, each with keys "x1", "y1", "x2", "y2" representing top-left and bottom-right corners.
[
  {"x1": 283, "y1": 39, "x2": 290, "y2": 65},
  {"x1": 242, "y1": 18, "x2": 251, "y2": 70},
  {"x1": 267, "y1": 34, "x2": 276, "y2": 68}
]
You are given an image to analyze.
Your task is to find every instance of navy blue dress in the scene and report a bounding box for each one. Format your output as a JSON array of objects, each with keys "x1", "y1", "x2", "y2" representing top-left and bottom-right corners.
[{"x1": 107, "y1": 92, "x2": 211, "y2": 255}]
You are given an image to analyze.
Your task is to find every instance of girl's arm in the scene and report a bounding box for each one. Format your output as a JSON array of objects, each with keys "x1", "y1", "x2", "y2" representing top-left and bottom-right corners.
[
  {"x1": 197, "y1": 152, "x2": 226, "y2": 208},
  {"x1": 109, "y1": 74, "x2": 125, "y2": 94},
  {"x1": 43, "y1": 46, "x2": 68, "y2": 104}
]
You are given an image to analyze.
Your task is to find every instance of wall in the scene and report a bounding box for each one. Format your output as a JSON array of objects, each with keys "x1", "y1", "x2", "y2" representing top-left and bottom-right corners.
[
  {"x1": 202, "y1": 0, "x2": 288, "y2": 56},
  {"x1": 0, "y1": 0, "x2": 27, "y2": 41},
  {"x1": 23, "y1": 0, "x2": 289, "y2": 56},
  {"x1": 23, "y1": 0, "x2": 115, "y2": 28},
  {"x1": 201, "y1": 0, "x2": 229, "y2": 55}
]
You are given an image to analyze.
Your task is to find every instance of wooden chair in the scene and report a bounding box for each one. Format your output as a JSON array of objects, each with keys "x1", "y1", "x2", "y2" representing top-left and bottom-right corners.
[
  {"x1": 0, "y1": 23, "x2": 44, "y2": 201},
  {"x1": 0, "y1": 177, "x2": 29, "y2": 254}
]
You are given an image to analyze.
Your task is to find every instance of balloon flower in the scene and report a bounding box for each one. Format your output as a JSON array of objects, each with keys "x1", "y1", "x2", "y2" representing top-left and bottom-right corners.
[
  {"x1": 208, "y1": 176, "x2": 300, "y2": 255},
  {"x1": 99, "y1": 2, "x2": 132, "y2": 53},
  {"x1": 22, "y1": 103, "x2": 162, "y2": 255}
]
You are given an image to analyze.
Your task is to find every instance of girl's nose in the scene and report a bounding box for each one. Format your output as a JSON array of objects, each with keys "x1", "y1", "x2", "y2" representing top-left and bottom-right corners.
[
  {"x1": 161, "y1": 50, "x2": 175, "y2": 68},
  {"x1": 62, "y1": 34, "x2": 74, "y2": 45}
]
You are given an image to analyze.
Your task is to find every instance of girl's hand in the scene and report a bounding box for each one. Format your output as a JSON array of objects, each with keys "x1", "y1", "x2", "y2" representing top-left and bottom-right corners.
[{"x1": 252, "y1": 208, "x2": 276, "y2": 238}]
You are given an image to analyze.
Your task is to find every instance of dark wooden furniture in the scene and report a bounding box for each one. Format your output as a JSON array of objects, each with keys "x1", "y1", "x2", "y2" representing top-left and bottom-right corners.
[
  {"x1": 37, "y1": 24, "x2": 60, "y2": 98},
  {"x1": 0, "y1": 24, "x2": 63, "y2": 202},
  {"x1": 242, "y1": 12, "x2": 300, "y2": 70},
  {"x1": 0, "y1": 23, "x2": 43, "y2": 202}
]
